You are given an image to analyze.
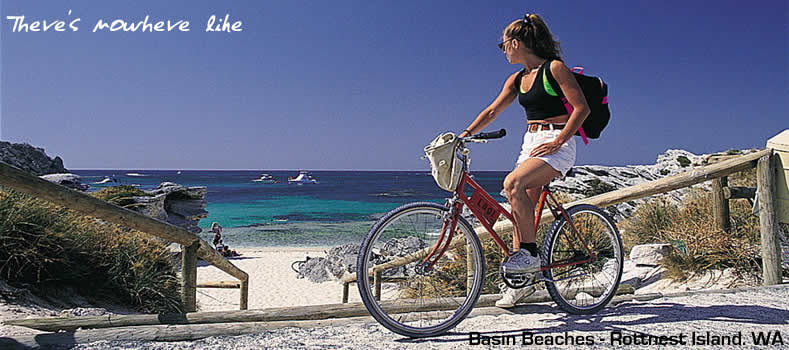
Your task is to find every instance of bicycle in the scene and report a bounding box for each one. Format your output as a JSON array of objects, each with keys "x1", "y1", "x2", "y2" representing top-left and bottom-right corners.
[{"x1": 356, "y1": 129, "x2": 623, "y2": 338}]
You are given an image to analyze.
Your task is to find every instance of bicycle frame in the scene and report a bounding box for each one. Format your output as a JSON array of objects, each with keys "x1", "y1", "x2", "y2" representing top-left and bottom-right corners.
[{"x1": 420, "y1": 149, "x2": 597, "y2": 273}]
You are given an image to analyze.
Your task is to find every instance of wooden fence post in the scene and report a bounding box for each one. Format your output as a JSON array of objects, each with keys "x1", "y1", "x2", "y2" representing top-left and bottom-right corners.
[
  {"x1": 712, "y1": 176, "x2": 731, "y2": 232},
  {"x1": 373, "y1": 270, "x2": 382, "y2": 301},
  {"x1": 181, "y1": 242, "x2": 199, "y2": 312},
  {"x1": 239, "y1": 279, "x2": 249, "y2": 310},
  {"x1": 757, "y1": 154, "x2": 782, "y2": 285},
  {"x1": 466, "y1": 242, "x2": 474, "y2": 295}
]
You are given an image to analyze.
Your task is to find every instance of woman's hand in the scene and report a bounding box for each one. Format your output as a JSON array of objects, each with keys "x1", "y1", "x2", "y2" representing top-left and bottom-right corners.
[{"x1": 530, "y1": 140, "x2": 563, "y2": 157}]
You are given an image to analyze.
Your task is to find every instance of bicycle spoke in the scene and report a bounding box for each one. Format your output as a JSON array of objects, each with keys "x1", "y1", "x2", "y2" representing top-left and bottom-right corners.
[
  {"x1": 542, "y1": 205, "x2": 623, "y2": 314},
  {"x1": 357, "y1": 203, "x2": 484, "y2": 337}
]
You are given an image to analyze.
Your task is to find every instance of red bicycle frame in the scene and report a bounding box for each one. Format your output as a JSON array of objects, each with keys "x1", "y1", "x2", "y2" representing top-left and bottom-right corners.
[{"x1": 420, "y1": 172, "x2": 597, "y2": 272}]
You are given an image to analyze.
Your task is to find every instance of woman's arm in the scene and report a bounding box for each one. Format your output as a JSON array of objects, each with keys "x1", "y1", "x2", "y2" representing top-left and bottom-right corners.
[
  {"x1": 551, "y1": 60, "x2": 590, "y2": 143},
  {"x1": 529, "y1": 60, "x2": 590, "y2": 156},
  {"x1": 459, "y1": 73, "x2": 519, "y2": 137}
]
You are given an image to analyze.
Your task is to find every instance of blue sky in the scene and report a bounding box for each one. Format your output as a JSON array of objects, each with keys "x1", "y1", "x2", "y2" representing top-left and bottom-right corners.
[{"x1": 1, "y1": 0, "x2": 786, "y2": 170}]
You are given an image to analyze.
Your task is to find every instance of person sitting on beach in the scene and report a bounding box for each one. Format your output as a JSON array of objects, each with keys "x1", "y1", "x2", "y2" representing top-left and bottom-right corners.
[{"x1": 210, "y1": 222, "x2": 223, "y2": 247}]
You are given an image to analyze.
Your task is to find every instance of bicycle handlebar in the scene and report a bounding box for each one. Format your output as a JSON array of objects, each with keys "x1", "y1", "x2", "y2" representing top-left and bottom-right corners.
[{"x1": 470, "y1": 129, "x2": 506, "y2": 140}]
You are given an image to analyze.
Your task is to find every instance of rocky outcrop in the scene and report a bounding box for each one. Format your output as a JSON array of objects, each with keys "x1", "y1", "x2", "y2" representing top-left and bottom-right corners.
[
  {"x1": 39, "y1": 173, "x2": 89, "y2": 191},
  {"x1": 629, "y1": 243, "x2": 674, "y2": 267},
  {"x1": 128, "y1": 182, "x2": 209, "y2": 233},
  {"x1": 297, "y1": 238, "x2": 427, "y2": 283},
  {"x1": 543, "y1": 149, "x2": 758, "y2": 221},
  {"x1": 0, "y1": 141, "x2": 67, "y2": 175}
]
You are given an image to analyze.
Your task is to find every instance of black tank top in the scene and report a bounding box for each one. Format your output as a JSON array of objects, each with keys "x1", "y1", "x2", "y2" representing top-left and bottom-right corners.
[{"x1": 515, "y1": 60, "x2": 567, "y2": 121}]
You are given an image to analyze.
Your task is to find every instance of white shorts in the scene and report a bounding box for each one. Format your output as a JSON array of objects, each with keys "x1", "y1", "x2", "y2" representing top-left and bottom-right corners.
[{"x1": 515, "y1": 128, "x2": 576, "y2": 176}]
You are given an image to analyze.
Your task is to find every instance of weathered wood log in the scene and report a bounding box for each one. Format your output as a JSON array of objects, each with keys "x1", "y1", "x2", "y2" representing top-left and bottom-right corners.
[
  {"x1": 240, "y1": 279, "x2": 249, "y2": 310},
  {"x1": 723, "y1": 186, "x2": 757, "y2": 200},
  {"x1": 181, "y1": 242, "x2": 199, "y2": 312},
  {"x1": 6, "y1": 284, "x2": 634, "y2": 332},
  {"x1": 712, "y1": 176, "x2": 730, "y2": 232},
  {"x1": 1, "y1": 317, "x2": 376, "y2": 349},
  {"x1": 757, "y1": 154, "x2": 782, "y2": 285},
  {"x1": 196, "y1": 281, "x2": 241, "y2": 289}
]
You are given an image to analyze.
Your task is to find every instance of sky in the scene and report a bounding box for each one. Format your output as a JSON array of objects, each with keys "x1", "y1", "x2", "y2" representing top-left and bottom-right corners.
[{"x1": 1, "y1": 0, "x2": 787, "y2": 171}]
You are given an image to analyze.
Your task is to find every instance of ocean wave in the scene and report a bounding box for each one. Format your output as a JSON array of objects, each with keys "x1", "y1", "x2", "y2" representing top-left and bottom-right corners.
[{"x1": 126, "y1": 173, "x2": 147, "y2": 177}]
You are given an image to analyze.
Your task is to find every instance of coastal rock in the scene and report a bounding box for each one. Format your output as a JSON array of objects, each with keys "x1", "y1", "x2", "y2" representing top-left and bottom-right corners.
[
  {"x1": 298, "y1": 239, "x2": 427, "y2": 283},
  {"x1": 629, "y1": 243, "x2": 674, "y2": 267},
  {"x1": 299, "y1": 257, "x2": 335, "y2": 283},
  {"x1": 59, "y1": 307, "x2": 110, "y2": 317},
  {"x1": 539, "y1": 149, "x2": 758, "y2": 221},
  {"x1": 128, "y1": 182, "x2": 209, "y2": 233},
  {"x1": 0, "y1": 141, "x2": 68, "y2": 176},
  {"x1": 39, "y1": 173, "x2": 89, "y2": 191}
]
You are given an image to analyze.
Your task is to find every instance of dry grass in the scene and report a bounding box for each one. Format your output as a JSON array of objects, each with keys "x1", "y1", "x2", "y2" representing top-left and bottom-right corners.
[
  {"x1": 620, "y1": 168, "x2": 765, "y2": 281},
  {"x1": 0, "y1": 186, "x2": 183, "y2": 313}
]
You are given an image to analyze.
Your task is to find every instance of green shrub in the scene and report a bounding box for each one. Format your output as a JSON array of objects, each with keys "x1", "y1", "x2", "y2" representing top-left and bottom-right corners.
[
  {"x1": 676, "y1": 156, "x2": 691, "y2": 167},
  {"x1": 0, "y1": 187, "x2": 183, "y2": 313},
  {"x1": 91, "y1": 185, "x2": 151, "y2": 208},
  {"x1": 584, "y1": 178, "x2": 616, "y2": 197}
]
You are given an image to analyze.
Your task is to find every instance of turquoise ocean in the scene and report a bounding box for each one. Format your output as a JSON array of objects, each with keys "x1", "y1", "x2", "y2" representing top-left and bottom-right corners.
[{"x1": 72, "y1": 170, "x2": 509, "y2": 248}]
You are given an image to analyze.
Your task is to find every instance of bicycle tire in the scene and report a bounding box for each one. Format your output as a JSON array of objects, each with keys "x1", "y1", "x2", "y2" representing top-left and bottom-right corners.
[
  {"x1": 541, "y1": 204, "x2": 623, "y2": 314},
  {"x1": 357, "y1": 202, "x2": 485, "y2": 338}
]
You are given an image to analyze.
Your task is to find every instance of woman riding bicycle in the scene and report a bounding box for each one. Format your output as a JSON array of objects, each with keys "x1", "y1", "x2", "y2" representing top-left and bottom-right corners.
[{"x1": 459, "y1": 13, "x2": 590, "y2": 307}]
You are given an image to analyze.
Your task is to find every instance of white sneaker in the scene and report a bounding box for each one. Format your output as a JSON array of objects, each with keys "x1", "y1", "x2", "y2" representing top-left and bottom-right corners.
[
  {"x1": 501, "y1": 249, "x2": 540, "y2": 274},
  {"x1": 495, "y1": 283, "x2": 536, "y2": 308}
]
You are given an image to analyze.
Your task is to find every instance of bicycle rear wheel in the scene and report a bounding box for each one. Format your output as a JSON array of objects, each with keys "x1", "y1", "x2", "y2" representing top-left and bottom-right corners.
[
  {"x1": 356, "y1": 202, "x2": 485, "y2": 338},
  {"x1": 541, "y1": 204, "x2": 623, "y2": 314}
]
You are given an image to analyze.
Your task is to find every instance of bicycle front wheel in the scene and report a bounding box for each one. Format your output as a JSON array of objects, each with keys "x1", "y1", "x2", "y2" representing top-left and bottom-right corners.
[
  {"x1": 356, "y1": 202, "x2": 485, "y2": 338},
  {"x1": 541, "y1": 204, "x2": 623, "y2": 314}
]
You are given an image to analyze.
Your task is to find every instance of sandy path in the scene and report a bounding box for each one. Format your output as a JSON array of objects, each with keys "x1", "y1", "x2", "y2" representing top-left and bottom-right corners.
[
  {"x1": 63, "y1": 285, "x2": 789, "y2": 350},
  {"x1": 195, "y1": 247, "x2": 361, "y2": 311}
]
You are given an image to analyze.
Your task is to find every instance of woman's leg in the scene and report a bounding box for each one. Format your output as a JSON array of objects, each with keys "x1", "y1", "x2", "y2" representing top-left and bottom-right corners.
[{"x1": 503, "y1": 158, "x2": 560, "y2": 248}]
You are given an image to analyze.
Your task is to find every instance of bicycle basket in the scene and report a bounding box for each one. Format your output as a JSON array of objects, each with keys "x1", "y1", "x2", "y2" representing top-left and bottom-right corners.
[{"x1": 424, "y1": 132, "x2": 463, "y2": 192}]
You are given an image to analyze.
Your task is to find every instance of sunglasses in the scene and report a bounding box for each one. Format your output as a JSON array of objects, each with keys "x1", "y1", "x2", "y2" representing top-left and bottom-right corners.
[{"x1": 498, "y1": 38, "x2": 515, "y2": 51}]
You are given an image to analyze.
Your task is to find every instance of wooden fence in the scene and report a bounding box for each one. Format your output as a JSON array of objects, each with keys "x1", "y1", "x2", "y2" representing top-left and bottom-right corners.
[
  {"x1": 0, "y1": 162, "x2": 249, "y2": 311},
  {"x1": 342, "y1": 148, "x2": 784, "y2": 302}
]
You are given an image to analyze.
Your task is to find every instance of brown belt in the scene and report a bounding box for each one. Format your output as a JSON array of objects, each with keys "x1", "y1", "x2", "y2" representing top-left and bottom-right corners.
[{"x1": 527, "y1": 123, "x2": 565, "y2": 133}]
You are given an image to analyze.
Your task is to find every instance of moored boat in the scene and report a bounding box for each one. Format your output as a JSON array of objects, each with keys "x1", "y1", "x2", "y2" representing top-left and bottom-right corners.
[
  {"x1": 287, "y1": 171, "x2": 318, "y2": 184},
  {"x1": 253, "y1": 173, "x2": 279, "y2": 183}
]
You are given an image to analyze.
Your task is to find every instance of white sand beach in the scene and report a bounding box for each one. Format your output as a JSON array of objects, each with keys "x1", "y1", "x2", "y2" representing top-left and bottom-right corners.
[{"x1": 196, "y1": 247, "x2": 361, "y2": 311}]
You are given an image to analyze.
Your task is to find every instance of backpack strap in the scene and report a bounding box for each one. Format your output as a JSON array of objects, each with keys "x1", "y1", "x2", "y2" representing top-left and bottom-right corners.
[
  {"x1": 541, "y1": 60, "x2": 562, "y2": 97},
  {"x1": 513, "y1": 69, "x2": 526, "y2": 93},
  {"x1": 542, "y1": 60, "x2": 590, "y2": 145}
]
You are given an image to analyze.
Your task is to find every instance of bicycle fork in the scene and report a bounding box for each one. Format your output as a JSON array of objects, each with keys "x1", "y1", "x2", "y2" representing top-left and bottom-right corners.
[{"x1": 419, "y1": 199, "x2": 464, "y2": 272}]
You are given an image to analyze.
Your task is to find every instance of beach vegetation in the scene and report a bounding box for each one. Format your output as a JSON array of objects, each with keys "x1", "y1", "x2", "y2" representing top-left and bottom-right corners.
[
  {"x1": 0, "y1": 187, "x2": 183, "y2": 313},
  {"x1": 91, "y1": 185, "x2": 151, "y2": 208},
  {"x1": 620, "y1": 168, "x2": 767, "y2": 281}
]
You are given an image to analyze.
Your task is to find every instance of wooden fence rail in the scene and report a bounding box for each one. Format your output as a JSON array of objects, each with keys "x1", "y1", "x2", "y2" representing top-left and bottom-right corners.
[{"x1": 0, "y1": 162, "x2": 249, "y2": 311}]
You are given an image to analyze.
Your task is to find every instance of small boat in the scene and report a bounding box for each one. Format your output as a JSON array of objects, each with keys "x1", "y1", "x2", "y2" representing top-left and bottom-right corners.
[
  {"x1": 288, "y1": 171, "x2": 318, "y2": 184},
  {"x1": 253, "y1": 173, "x2": 279, "y2": 183},
  {"x1": 94, "y1": 177, "x2": 113, "y2": 184}
]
